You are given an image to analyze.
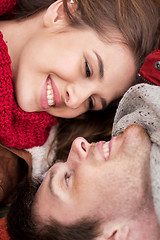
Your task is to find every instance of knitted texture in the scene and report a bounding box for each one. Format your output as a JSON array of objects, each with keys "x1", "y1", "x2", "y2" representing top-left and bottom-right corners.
[
  {"x1": 0, "y1": 218, "x2": 10, "y2": 240},
  {"x1": 0, "y1": 0, "x2": 57, "y2": 149},
  {"x1": 0, "y1": 0, "x2": 16, "y2": 16},
  {"x1": 0, "y1": 32, "x2": 57, "y2": 149}
]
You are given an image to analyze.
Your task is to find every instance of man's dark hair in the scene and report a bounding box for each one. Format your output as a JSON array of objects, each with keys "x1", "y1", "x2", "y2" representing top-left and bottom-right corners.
[{"x1": 7, "y1": 178, "x2": 101, "y2": 240}]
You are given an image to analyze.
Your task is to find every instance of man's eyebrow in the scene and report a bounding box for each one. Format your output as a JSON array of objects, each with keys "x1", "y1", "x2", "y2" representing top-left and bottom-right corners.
[
  {"x1": 94, "y1": 51, "x2": 104, "y2": 79},
  {"x1": 49, "y1": 171, "x2": 58, "y2": 199},
  {"x1": 100, "y1": 97, "x2": 107, "y2": 110}
]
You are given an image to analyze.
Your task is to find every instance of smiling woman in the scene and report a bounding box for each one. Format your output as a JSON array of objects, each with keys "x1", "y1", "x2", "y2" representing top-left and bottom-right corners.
[
  {"x1": 0, "y1": 0, "x2": 159, "y2": 210},
  {"x1": 0, "y1": 0, "x2": 159, "y2": 145},
  {"x1": 1, "y1": 0, "x2": 159, "y2": 118},
  {"x1": 7, "y1": 10, "x2": 135, "y2": 118}
]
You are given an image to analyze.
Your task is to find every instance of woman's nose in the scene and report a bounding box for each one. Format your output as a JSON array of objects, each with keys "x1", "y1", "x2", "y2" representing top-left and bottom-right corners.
[
  {"x1": 71, "y1": 137, "x2": 90, "y2": 160},
  {"x1": 64, "y1": 84, "x2": 90, "y2": 109}
]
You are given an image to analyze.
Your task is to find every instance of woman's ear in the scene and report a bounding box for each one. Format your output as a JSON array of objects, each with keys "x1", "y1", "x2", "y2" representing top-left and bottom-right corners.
[
  {"x1": 43, "y1": 0, "x2": 66, "y2": 29},
  {"x1": 43, "y1": 0, "x2": 76, "y2": 30}
]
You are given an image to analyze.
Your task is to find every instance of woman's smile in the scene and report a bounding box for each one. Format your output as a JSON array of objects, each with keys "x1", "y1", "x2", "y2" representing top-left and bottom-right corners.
[
  {"x1": 41, "y1": 75, "x2": 61, "y2": 109},
  {"x1": 14, "y1": 21, "x2": 136, "y2": 118},
  {"x1": 46, "y1": 77, "x2": 55, "y2": 107}
]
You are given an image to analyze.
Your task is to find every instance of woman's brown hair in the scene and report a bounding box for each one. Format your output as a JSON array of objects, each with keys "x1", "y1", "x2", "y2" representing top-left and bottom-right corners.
[
  {"x1": 52, "y1": 0, "x2": 160, "y2": 161},
  {"x1": 63, "y1": 0, "x2": 159, "y2": 69},
  {"x1": 3, "y1": 0, "x2": 159, "y2": 161},
  {"x1": 5, "y1": 0, "x2": 159, "y2": 69}
]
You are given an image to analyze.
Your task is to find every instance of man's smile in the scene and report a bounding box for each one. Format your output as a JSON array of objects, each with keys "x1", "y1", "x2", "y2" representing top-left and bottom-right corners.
[{"x1": 96, "y1": 140, "x2": 112, "y2": 161}]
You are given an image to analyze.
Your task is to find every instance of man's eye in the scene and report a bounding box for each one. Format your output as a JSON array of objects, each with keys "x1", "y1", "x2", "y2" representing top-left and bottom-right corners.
[
  {"x1": 85, "y1": 60, "x2": 91, "y2": 78},
  {"x1": 88, "y1": 96, "x2": 94, "y2": 111},
  {"x1": 65, "y1": 173, "x2": 71, "y2": 186}
]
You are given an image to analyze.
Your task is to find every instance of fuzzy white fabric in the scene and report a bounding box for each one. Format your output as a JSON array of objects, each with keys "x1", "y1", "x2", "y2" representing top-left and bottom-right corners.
[
  {"x1": 26, "y1": 125, "x2": 57, "y2": 178},
  {"x1": 112, "y1": 83, "x2": 160, "y2": 223}
]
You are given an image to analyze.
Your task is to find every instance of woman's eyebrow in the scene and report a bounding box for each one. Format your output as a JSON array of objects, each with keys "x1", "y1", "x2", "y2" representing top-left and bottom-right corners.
[
  {"x1": 94, "y1": 51, "x2": 104, "y2": 78},
  {"x1": 93, "y1": 51, "x2": 107, "y2": 110}
]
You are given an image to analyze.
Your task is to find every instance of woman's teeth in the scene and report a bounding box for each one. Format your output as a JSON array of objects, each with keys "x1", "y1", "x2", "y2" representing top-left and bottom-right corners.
[
  {"x1": 47, "y1": 79, "x2": 55, "y2": 106},
  {"x1": 103, "y1": 141, "x2": 110, "y2": 159}
]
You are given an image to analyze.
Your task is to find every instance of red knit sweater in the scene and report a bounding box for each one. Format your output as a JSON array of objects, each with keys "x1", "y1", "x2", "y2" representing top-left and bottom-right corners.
[
  {"x1": 0, "y1": 0, "x2": 57, "y2": 149},
  {"x1": 0, "y1": 218, "x2": 10, "y2": 240}
]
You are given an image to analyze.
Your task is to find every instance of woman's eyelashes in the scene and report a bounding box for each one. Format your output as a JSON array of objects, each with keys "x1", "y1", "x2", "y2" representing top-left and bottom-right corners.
[
  {"x1": 85, "y1": 59, "x2": 92, "y2": 78},
  {"x1": 88, "y1": 96, "x2": 94, "y2": 110}
]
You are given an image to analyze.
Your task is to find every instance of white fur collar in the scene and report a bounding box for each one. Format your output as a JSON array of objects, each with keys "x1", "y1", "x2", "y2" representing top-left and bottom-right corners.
[{"x1": 26, "y1": 126, "x2": 57, "y2": 178}]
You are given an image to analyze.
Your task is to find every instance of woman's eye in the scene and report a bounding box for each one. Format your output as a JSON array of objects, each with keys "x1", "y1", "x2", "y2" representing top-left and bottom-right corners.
[
  {"x1": 88, "y1": 96, "x2": 94, "y2": 111},
  {"x1": 65, "y1": 173, "x2": 71, "y2": 186},
  {"x1": 85, "y1": 60, "x2": 91, "y2": 78}
]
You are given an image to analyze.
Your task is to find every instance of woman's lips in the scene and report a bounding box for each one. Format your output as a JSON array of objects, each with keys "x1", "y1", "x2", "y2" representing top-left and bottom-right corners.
[
  {"x1": 41, "y1": 75, "x2": 61, "y2": 109},
  {"x1": 50, "y1": 76, "x2": 61, "y2": 107},
  {"x1": 46, "y1": 78, "x2": 55, "y2": 106}
]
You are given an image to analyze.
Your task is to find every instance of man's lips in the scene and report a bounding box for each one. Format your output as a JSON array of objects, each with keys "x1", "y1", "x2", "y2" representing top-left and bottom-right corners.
[
  {"x1": 41, "y1": 75, "x2": 61, "y2": 109},
  {"x1": 97, "y1": 139, "x2": 112, "y2": 161}
]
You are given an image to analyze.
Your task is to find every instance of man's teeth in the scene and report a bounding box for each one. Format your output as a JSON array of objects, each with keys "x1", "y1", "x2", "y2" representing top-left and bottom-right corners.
[
  {"x1": 103, "y1": 141, "x2": 110, "y2": 159},
  {"x1": 47, "y1": 80, "x2": 55, "y2": 106}
]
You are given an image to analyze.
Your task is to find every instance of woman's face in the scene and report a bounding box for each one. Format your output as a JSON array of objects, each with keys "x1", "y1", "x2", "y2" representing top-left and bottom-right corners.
[{"x1": 14, "y1": 26, "x2": 136, "y2": 118}]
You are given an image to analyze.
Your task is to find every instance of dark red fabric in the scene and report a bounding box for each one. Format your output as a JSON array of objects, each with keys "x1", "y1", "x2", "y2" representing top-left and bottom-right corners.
[
  {"x1": 0, "y1": 0, "x2": 16, "y2": 16},
  {"x1": 0, "y1": 1, "x2": 57, "y2": 149},
  {"x1": 0, "y1": 1, "x2": 55, "y2": 239},
  {"x1": 0, "y1": 218, "x2": 10, "y2": 240},
  {"x1": 139, "y1": 49, "x2": 160, "y2": 86}
]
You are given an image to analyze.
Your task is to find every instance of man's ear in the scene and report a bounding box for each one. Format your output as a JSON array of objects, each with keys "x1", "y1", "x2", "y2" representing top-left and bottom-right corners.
[
  {"x1": 43, "y1": 0, "x2": 65, "y2": 29},
  {"x1": 114, "y1": 226, "x2": 130, "y2": 240},
  {"x1": 96, "y1": 225, "x2": 130, "y2": 240}
]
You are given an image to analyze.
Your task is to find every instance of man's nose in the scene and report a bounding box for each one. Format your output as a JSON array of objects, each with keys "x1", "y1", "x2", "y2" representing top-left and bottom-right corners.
[
  {"x1": 71, "y1": 137, "x2": 90, "y2": 160},
  {"x1": 64, "y1": 84, "x2": 91, "y2": 109}
]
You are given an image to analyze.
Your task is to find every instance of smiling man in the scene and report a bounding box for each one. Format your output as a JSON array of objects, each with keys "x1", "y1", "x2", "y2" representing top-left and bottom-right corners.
[
  {"x1": 35, "y1": 123, "x2": 160, "y2": 239},
  {"x1": 7, "y1": 84, "x2": 160, "y2": 240},
  {"x1": 35, "y1": 125, "x2": 152, "y2": 228}
]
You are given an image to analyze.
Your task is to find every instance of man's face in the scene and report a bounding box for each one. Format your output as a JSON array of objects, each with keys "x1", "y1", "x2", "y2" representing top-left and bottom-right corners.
[{"x1": 35, "y1": 124, "x2": 151, "y2": 225}]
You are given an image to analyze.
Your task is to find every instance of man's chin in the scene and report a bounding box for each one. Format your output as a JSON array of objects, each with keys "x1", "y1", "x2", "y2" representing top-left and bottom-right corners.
[
  {"x1": 123, "y1": 124, "x2": 149, "y2": 139},
  {"x1": 121, "y1": 124, "x2": 151, "y2": 154}
]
